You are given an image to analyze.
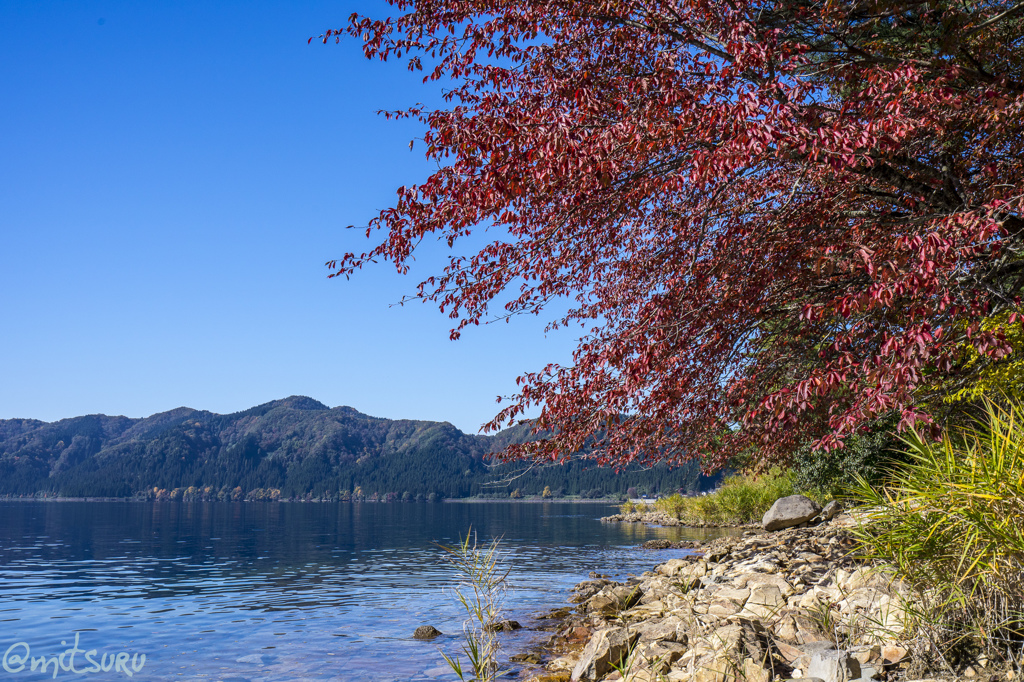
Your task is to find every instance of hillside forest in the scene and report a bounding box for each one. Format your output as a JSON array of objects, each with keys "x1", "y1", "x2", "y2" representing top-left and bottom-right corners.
[{"x1": 0, "y1": 396, "x2": 717, "y2": 501}]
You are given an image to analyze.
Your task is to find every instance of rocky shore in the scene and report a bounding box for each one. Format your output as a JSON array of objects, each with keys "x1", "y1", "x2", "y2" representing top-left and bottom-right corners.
[
  {"x1": 516, "y1": 500, "x2": 991, "y2": 682},
  {"x1": 600, "y1": 509, "x2": 693, "y2": 527}
]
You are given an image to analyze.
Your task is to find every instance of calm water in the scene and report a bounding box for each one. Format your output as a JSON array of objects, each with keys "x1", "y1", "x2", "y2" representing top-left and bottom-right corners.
[{"x1": 0, "y1": 501, "x2": 735, "y2": 681}]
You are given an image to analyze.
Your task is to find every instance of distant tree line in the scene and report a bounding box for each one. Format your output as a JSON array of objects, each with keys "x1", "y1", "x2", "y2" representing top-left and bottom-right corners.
[{"x1": 0, "y1": 397, "x2": 719, "y2": 500}]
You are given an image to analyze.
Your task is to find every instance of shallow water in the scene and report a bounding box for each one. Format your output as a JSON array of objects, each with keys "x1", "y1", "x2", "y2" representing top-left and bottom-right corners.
[{"x1": 0, "y1": 501, "x2": 739, "y2": 681}]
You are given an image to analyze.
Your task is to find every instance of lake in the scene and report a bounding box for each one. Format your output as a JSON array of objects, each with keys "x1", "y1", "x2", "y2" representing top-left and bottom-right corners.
[{"x1": 0, "y1": 501, "x2": 736, "y2": 681}]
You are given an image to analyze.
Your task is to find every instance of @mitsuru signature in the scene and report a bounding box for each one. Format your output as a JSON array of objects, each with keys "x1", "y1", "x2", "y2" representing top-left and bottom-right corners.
[{"x1": 2, "y1": 633, "x2": 146, "y2": 678}]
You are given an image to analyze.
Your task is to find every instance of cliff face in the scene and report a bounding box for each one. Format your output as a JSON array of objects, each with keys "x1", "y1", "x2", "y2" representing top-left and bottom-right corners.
[{"x1": 0, "y1": 397, "x2": 710, "y2": 499}]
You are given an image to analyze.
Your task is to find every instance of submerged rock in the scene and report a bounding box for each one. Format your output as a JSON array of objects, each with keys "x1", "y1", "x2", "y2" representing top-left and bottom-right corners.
[
  {"x1": 413, "y1": 625, "x2": 443, "y2": 639},
  {"x1": 485, "y1": 619, "x2": 522, "y2": 632}
]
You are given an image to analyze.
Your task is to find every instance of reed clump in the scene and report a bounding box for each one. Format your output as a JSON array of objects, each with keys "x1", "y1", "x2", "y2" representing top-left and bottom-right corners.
[
  {"x1": 852, "y1": 400, "x2": 1024, "y2": 668},
  {"x1": 437, "y1": 531, "x2": 511, "y2": 682}
]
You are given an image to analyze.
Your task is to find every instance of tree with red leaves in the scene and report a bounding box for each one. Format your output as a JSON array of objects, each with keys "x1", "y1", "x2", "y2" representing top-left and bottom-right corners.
[{"x1": 322, "y1": 0, "x2": 1024, "y2": 470}]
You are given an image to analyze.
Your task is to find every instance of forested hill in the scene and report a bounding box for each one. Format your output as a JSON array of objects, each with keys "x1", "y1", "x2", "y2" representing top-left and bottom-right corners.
[{"x1": 0, "y1": 396, "x2": 716, "y2": 500}]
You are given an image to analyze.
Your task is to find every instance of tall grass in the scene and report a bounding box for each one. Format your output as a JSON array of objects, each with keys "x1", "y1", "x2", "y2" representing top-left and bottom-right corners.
[
  {"x1": 852, "y1": 401, "x2": 1024, "y2": 664},
  {"x1": 437, "y1": 531, "x2": 511, "y2": 682},
  {"x1": 620, "y1": 468, "x2": 808, "y2": 525}
]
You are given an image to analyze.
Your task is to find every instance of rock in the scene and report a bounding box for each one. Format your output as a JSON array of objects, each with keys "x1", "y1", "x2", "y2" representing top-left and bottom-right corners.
[
  {"x1": 840, "y1": 587, "x2": 886, "y2": 612},
  {"x1": 679, "y1": 560, "x2": 709, "y2": 578},
  {"x1": 636, "y1": 615, "x2": 687, "y2": 644},
  {"x1": 708, "y1": 597, "x2": 743, "y2": 617},
  {"x1": 571, "y1": 579, "x2": 610, "y2": 602},
  {"x1": 711, "y1": 585, "x2": 751, "y2": 602},
  {"x1": 584, "y1": 592, "x2": 620, "y2": 615},
  {"x1": 874, "y1": 595, "x2": 909, "y2": 637},
  {"x1": 806, "y1": 650, "x2": 861, "y2": 682},
  {"x1": 818, "y1": 500, "x2": 843, "y2": 523},
  {"x1": 802, "y1": 641, "x2": 839, "y2": 655},
  {"x1": 773, "y1": 615, "x2": 800, "y2": 642},
  {"x1": 511, "y1": 652, "x2": 544, "y2": 663},
  {"x1": 735, "y1": 572, "x2": 796, "y2": 597},
  {"x1": 742, "y1": 657, "x2": 772, "y2": 682},
  {"x1": 413, "y1": 625, "x2": 443, "y2": 639},
  {"x1": 879, "y1": 645, "x2": 908, "y2": 665},
  {"x1": 741, "y1": 584, "x2": 785, "y2": 619},
  {"x1": 514, "y1": 516, "x2": 946, "y2": 682},
  {"x1": 485, "y1": 619, "x2": 522, "y2": 632},
  {"x1": 549, "y1": 655, "x2": 579, "y2": 672},
  {"x1": 850, "y1": 646, "x2": 880, "y2": 665},
  {"x1": 526, "y1": 673, "x2": 572, "y2": 682},
  {"x1": 537, "y1": 607, "x2": 572, "y2": 619},
  {"x1": 642, "y1": 539, "x2": 673, "y2": 549},
  {"x1": 776, "y1": 641, "x2": 806, "y2": 664},
  {"x1": 571, "y1": 627, "x2": 640, "y2": 681},
  {"x1": 792, "y1": 614, "x2": 830, "y2": 644},
  {"x1": 619, "y1": 640, "x2": 688, "y2": 680},
  {"x1": 859, "y1": 664, "x2": 881, "y2": 679},
  {"x1": 657, "y1": 558, "x2": 689, "y2": 576},
  {"x1": 610, "y1": 584, "x2": 644, "y2": 609},
  {"x1": 693, "y1": 653, "x2": 740, "y2": 682},
  {"x1": 236, "y1": 653, "x2": 272, "y2": 665},
  {"x1": 763, "y1": 495, "x2": 823, "y2": 531}
]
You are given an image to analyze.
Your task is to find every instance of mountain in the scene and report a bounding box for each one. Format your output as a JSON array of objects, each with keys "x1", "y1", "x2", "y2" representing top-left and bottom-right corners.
[{"x1": 0, "y1": 397, "x2": 717, "y2": 500}]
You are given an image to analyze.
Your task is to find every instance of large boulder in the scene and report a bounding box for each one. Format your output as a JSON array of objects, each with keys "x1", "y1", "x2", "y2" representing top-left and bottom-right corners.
[{"x1": 762, "y1": 495, "x2": 822, "y2": 531}]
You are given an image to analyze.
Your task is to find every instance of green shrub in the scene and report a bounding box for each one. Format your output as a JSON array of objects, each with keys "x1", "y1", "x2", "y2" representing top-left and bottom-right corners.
[
  {"x1": 657, "y1": 468, "x2": 810, "y2": 525},
  {"x1": 653, "y1": 493, "x2": 687, "y2": 517},
  {"x1": 793, "y1": 413, "x2": 905, "y2": 499}
]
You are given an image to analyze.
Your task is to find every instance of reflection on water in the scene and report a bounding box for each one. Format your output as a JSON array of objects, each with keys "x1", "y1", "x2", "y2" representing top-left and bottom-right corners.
[{"x1": 0, "y1": 501, "x2": 739, "y2": 681}]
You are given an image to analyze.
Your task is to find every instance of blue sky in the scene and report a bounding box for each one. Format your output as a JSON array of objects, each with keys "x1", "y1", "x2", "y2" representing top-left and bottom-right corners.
[{"x1": 0, "y1": 0, "x2": 574, "y2": 433}]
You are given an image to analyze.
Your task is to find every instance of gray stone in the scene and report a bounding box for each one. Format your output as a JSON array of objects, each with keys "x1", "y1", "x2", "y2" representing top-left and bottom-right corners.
[
  {"x1": 801, "y1": 641, "x2": 840, "y2": 656},
  {"x1": 571, "y1": 627, "x2": 640, "y2": 681},
  {"x1": 859, "y1": 664, "x2": 881, "y2": 679},
  {"x1": 762, "y1": 495, "x2": 823, "y2": 531},
  {"x1": 584, "y1": 591, "x2": 620, "y2": 615},
  {"x1": 807, "y1": 650, "x2": 861, "y2": 682},
  {"x1": 636, "y1": 615, "x2": 687, "y2": 643},
  {"x1": 819, "y1": 500, "x2": 842, "y2": 522},
  {"x1": 570, "y1": 580, "x2": 608, "y2": 602},
  {"x1": 413, "y1": 625, "x2": 443, "y2": 639}
]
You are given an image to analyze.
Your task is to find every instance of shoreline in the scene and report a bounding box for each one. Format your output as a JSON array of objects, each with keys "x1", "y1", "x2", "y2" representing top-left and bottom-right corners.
[{"x1": 512, "y1": 515, "x2": 964, "y2": 682}]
